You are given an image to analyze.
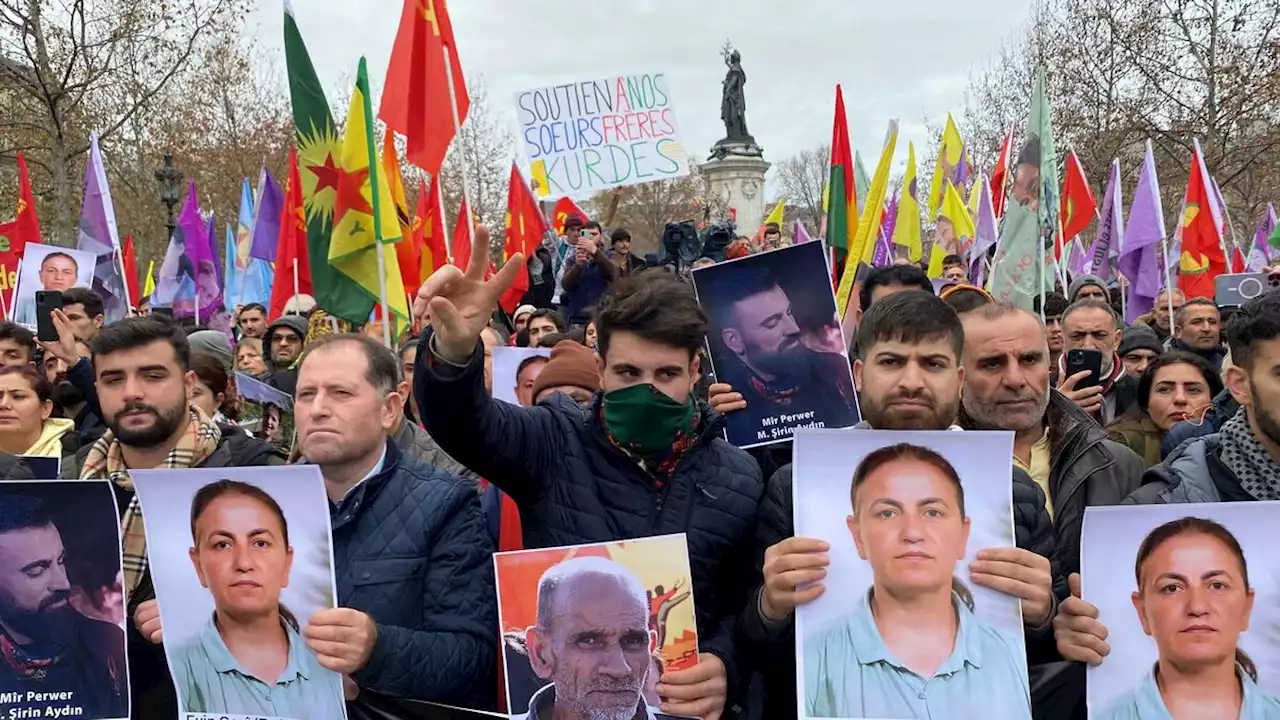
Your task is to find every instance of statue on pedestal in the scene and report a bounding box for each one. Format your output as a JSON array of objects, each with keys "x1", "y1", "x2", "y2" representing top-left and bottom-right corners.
[{"x1": 710, "y1": 43, "x2": 762, "y2": 160}]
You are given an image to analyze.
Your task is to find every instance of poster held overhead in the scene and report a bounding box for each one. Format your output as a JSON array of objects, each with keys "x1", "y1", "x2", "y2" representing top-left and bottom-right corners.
[
  {"x1": 0, "y1": 480, "x2": 129, "y2": 720},
  {"x1": 10, "y1": 242, "x2": 99, "y2": 329},
  {"x1": 692, "y1": 241, "x2": 859, "y2": 448},
  {"x1": 131, "y1": 466, "x2": 346, "y2": 720}
]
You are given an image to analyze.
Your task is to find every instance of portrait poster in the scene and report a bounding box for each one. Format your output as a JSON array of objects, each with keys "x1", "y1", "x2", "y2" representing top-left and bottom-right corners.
[
  {"x1": 0, "y1": 480, "x2": 129, "y2": 720},
  {"x1": 131, "y1": 466, "x2": 346, "y2": 720},
  {"x1": 10, "y1": 242, "x2": 98, "y2": 329},
  {"x1": 491, "y1": 347, "x2": 552, "y2": 408},
  {"x1": 494, "y1": 534, "x2": 697, "y2": 720},
  {"x1": 515, "y1": 72, "x2": 690, "y2": 199},
  {"x1": 792, "y1": 429, "x2": 1030, "y2": 720},
  {"x1": 1083, "y1": 502, "x2": 1280, "y2": 718},
  {"x1": 692, "y1": 241, "x2": 859, "y2": 448}
]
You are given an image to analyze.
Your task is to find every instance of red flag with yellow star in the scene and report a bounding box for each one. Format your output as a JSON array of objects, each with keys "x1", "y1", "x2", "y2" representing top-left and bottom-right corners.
[
  {"x1": 1178, "y1": 141, "x2": 1227, "y2": 300},
  {"x1": 500, "y1": 163, "x2": 547, "y2": 313},
  {"x1": 269, "y1": 148, "x2": 315, "y2": 320}
]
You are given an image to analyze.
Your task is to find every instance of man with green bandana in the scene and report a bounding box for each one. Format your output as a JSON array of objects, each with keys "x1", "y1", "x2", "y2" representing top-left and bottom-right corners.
[{"x1": 413, "y1": 225, "x2": 764, "y2": 720}]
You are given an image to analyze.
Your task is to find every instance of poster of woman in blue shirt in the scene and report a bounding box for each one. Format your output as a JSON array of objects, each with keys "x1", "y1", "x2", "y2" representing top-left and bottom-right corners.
[
  {"x1": 794, "y1": 431, "x2": 1030, "y2": 720},
  {"x1": 132, "y1": 467, "x2": 347, "y2": 720},
  {"x1": 1083, "y1": 505, "x2": 1280, "y2": 720}
]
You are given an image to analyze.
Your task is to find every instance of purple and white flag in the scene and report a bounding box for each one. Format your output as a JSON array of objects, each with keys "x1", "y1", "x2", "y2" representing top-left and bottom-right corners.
[
  {"x1": 1090, "y1": 159, "x2": 1124, "y2": 281},
  {"x1": 1118, "y1": 141, "x2": 1167, "y2": 322},
  {"x1": 1247, "y1": 204, "x2": 1275, "y2": 272},
  {"x1": 969, "y1": 173, "x2": 999, "y2": 287},
  {"x1": 75, "y1": 132, "x2": 128, "y2": 322}
]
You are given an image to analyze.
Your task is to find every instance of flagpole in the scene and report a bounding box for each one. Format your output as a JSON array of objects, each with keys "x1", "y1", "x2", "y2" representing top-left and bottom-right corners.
[
  {"x1": 113, "y1": 248, "x2": 134, "y2": 312},
  {"x1": 442, "y1": 46, "x2": 476, "y2": 255},
  {"x1": 436, "y1": 178, "x2": 451, "y2": 265}
]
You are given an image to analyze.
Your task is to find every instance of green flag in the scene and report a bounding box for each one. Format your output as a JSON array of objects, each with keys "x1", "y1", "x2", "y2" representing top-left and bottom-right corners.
[
  {"x1": 988, "y1": 68, "x2": 1057, "y2": 308},
  {"x1": 853, "y1": 151, "x2": 870, "y2": 218},
  {"x1": 283, "y1": 1, "x2": 374, "y2": 324}
]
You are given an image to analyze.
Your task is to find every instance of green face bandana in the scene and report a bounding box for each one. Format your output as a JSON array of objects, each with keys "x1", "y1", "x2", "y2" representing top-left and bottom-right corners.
[{"x1": 602, "y1": 383, "x2": 696, "y2": 458}]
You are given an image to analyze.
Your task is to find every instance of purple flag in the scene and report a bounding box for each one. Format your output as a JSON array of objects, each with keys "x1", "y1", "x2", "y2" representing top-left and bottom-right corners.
[
  {"x1": 873, "y1": 193, "x2": 899, "y2": 266},
  {"x1": 250, "y1": 166, "x2": 283, "y2": 262},
  {"x1": 75, "y1": 131, "x2": 128, "y2": 322},
  {"x1": 793, "y1": 219, "x2": 814, "y2": 245},
  {"x1": 1090, "y1": 159, "x2": 1124, "y2": 281},
  {"x1": 1247, "y1": 204, "x2": 1275, "y2": 272},
  {"x1": 165, "y1": 182, "x2": 224, "y2": 322},
  {"x1": 1119, "y1": 141, "x2": 1167, "y2": 323},
  {"x1": 969, "y1": 173, "x2": 998, "y2": 286},
  {"x1": 1067, "y1": 238, "x2": 1090, "y2": 276}
]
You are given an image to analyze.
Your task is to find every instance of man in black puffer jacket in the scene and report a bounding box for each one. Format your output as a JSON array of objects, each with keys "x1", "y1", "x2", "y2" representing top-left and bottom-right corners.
[
  {"x1": 716, "y1": 292, "x2": 1056, "y2": 720},
  {"x1": 414, "y1": 230, "x2": 763, "y2": 720}
]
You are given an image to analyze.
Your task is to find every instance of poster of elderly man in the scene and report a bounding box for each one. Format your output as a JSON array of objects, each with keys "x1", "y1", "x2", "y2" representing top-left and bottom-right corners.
[
  {"x1": 0, "y1": 480, "x2": 129, "y2": 720},
  {"x1": 494, "y1": 535, "x2": 697, "y2": 720}
]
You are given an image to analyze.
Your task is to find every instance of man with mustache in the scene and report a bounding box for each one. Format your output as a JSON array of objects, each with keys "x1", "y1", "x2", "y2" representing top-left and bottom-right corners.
[
  {"x1": 709, "y1": 267, "x2": 858, "y2": 444},
  {"x1": 520, "y1": 557, "x2": 676, "y2": 720},
  {"x1": 63, "y1": 317, "x2": 282, "y2": 717},
  {"x1": 0, "y1": 493, "x2": 127, "y2": 717}
]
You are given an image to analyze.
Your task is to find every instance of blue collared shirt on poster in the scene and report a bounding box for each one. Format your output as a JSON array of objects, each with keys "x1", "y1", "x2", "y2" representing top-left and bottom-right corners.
[
  {"x1": 1097, "y1": 663, "x2": 1280, "y2": 720},
  {"x1": 172, "y1": 613, "x2": 346, "y2": 719},
  {"x1": 804, "y1": 590, "x2": 1031, "y2": 719}
]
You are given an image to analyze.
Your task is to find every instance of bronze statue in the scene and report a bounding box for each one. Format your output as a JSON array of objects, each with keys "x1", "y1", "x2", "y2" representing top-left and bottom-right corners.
[{"x1": 711, "y1": 44, "x2": 761, "y2": 159}]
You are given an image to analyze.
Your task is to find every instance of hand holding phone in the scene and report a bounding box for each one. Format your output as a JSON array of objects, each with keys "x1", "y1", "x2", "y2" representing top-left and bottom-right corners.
[{"x1": 35, "y1": 291, "x2": 63, "y2": 343}]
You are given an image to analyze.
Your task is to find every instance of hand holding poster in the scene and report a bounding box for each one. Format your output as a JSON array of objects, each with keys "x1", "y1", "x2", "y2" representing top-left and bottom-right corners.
[
  {"x1": 1083, "y1": 503, "x2": 1280, "y2": 719},
  {"x1": 494, "y1": 535, "x2": 696, "y2": 720},
  {"x1": 131, "y1": 466, "x2": 346, "y2": 720},
  {"x1": 793, "y1": 430, "x2": 1030, "y2": 720},
  {"x1": 0, "y1": 480, "x2": 128, "y2": 720},
  {"x1": 692, "y1": 241, "x2": 859, "y2": 448},
  {"x1": 516, "y1": 73, "x2": 690, "y2": 198}
]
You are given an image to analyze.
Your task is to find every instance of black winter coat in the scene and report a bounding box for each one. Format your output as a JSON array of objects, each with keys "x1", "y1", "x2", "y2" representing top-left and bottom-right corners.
[
  {"x1": 415, "y1": 330, "x2": 765, "y2": 714},
  {"x1": 331, "y1": 440, "x2": 497, "y2": 708},
  {"x1": 735, "y1": 460, "x2": 1056, "y2": 720}
]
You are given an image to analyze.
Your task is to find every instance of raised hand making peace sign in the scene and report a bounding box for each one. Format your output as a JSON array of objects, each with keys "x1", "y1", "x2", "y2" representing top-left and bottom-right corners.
[{"x1": 411, "y1": 224, "x2": 524, "y2": 365}]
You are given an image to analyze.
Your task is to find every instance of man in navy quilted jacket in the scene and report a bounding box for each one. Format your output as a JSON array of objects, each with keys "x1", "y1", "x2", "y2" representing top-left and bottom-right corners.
[
  {"x1": 293, "y1": 333, "x2": 497, "y2": 709},
  {"x1": 414, "y1": 226, "x2": 765, "y2": 720}
]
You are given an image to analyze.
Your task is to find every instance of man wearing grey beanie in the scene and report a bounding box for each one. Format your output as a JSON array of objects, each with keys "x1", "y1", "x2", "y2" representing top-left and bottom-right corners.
[
  {"x1": 1067, "y1": 274, "x2": 1110, "y2": 304},
  {"x1": 1117, "y1": 324, "x2": 1163, "y2": 377}
]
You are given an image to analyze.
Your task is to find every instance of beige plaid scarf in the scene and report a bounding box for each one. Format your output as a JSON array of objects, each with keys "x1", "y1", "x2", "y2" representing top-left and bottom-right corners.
[{"x1": 79, "y1": 407, "x2": 222, "y2": 598}]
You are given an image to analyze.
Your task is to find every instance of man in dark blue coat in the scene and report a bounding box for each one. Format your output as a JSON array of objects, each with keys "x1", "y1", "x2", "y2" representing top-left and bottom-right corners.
[
  {"x1": 414, "y1": 226, "x2": 765, "y2": 720},
  {"x1": 294, "y1": 333, "x2": 496, "y2": 710}
]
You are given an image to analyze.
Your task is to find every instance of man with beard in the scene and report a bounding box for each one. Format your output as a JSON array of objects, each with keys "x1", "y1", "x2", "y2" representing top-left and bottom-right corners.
[
  {"x1": 1170, "y1": 298, "x2": 1227, "y2": 372},
  {"x1": 60, "y1": 317, "x2": 280, "y2": 717},
  {"x1": 261, "y1": 315, "x2": 308, "y2": 395},
  {"x1": 727, "y1": 292, "x2": 1056, "y2": 719},
  {"x1": 37, "y1": 310, "x2": 105, "y2": 446},
  {"x1": 518, "y1": 557, "x2": 676, "y2": 720},
  {"x1": 0, "y1": 494, "x2": 127, "y2": 717},
  {"x1": 709, "y1": 267, "x2": 858, "y2": 443}
]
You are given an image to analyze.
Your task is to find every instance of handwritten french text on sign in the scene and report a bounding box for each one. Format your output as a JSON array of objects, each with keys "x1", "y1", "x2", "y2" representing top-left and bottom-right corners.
[{"x1": 515, "y1": 73, "x2": 690, "y2": 199}]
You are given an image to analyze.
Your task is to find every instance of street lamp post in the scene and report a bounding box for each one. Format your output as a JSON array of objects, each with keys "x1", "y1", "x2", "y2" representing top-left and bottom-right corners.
[{"x1": 154, "y1": 153, "x2": 182, "y2": 240}]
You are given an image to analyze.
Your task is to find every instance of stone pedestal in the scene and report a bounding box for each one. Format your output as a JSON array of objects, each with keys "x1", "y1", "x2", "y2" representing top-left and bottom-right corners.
[{"x1": 700, "y1": 150, "x2": 771, "y2": 233}]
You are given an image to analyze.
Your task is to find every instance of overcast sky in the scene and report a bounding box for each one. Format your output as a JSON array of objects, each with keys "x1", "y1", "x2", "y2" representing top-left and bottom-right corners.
[{"x1": 253, "y1": 0, "x2": 1034, "y2": 179}]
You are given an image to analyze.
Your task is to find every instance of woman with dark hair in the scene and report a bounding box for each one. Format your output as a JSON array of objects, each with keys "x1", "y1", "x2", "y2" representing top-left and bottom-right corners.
[
  {"x1": 1106, "y1": 351, "x2": 1221, "y2": 468},
  {"x1": 0, "y1": 365, "x2": 76, "y2": 458},
  {"x1": 171, "y1": 479, "x2": 344, "y2": 717},
  {"x1": 804, "y1": 443, "x2": 1030, "y2": 719},
  {"x1": 1099, "y1": 517, "x2": 1280, "y2": 719},
  {"x1": 189, "y1": 351, "x2": 241, "y2": 427}
]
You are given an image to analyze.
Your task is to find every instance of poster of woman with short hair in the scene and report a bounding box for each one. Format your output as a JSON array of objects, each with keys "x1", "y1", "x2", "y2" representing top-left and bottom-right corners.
[
  {"x1": 793, "y1": 429, "x2": 1030, "y2": 719},
  {"x1": 132, "y1": 466, "x2": 346, "y2": 720},
  {"x1": 1083, "y1": 503, "x2": 1280, "y2": 719},
  {"x1": 0, "y1": 480, "x2": 128, "y2": 720}
]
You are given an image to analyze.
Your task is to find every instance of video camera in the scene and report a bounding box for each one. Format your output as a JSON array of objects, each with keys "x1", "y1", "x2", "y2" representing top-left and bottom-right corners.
[{"x1": 650, "y1": 220, "x2": 737, "y2": 272}]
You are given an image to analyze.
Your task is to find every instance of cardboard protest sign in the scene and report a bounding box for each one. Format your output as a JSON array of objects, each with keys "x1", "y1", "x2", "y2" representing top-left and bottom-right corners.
[
  {"x1": 793, "y1": 430, "x2": 1030, "y2": 720},
  {"x1": 1083, "y1": 502, "x2": 1280, "y2": 718},
  {"x1": 515, "y1": 73, "x2": 690, "y2": 199},
  {"x1": 0, "y1": 480, "x2": 128, "y2": 720},
  {"x1": 132, "y1": 466, "x2": 346, "y2": 720},
  {"x1": 494, "y1": 535, "x2": 696, "y2": 720},
  {"x1": 692, "y1": 241, "x2": 859, "y2": 448}
]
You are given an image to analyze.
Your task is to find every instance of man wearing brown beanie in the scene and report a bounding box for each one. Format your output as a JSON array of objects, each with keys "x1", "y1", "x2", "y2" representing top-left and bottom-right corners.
[{"x1": 530, "y1": 340, "x2": 601, "y2": 405}]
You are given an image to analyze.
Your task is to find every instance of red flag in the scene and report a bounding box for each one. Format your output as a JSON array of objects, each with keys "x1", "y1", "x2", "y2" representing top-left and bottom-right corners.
[
  {"x1": 1231, "y1": 246, "x2": 1246, "y2": 274},
  {"x1": 550, "y1": 197, "x2": 588, "y2": 236},
  {"x1": 269, "y1": 148, "x2": 315, "y2": 320},
  {"x1": 379, "y1": 0, "x2": 469, "y2": 176},
  {"x1": 1178, "y1": 143, "x2": 1227, "y2": 300},
  {"x1": 420, "y1": 177, "x2": 448, "y2": 278},
  {"x1": 1, "y1": 153, "x2": 41, "y2": 318},
  {"x1": 120, "y1": 234, "x2": 140, "y2": 309},
  {"x1": 499, "y1": 164, "x2": 547, "y2": 313},
  {"x1": 990, "y1": 130, "x2": 1013, "y2": 219},
  {"x1": 449, "y1": 198, "x2": 493, "y2": 279},
  {"x1": 396, "y1": 189, "x2": 425, "y2": 293},
  {"x1": 1060, "y1": 150, "x2": 1098, "y2": 249}
]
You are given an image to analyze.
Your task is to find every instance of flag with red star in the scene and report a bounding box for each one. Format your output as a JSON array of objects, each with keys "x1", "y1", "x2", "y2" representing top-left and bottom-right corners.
[{"x1": 328, "y1": 57, "x2": 410, "y2": 329}]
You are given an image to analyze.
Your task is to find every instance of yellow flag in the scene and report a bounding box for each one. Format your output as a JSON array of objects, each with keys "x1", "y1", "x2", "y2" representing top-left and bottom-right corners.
[
  {"x1": 834, "y1": 121, "x2": 898, "y2": 319},
  {"x1": 142, "y1": 260, "x2": 156, "y2": 298},
  {"x1": 328, "y1": 57, "x2": 408, "y2": 324},
  {"x1": 891, "y1": 142, "x2": 923, "y2": 262},
  {"x1": 928, "y1": 180, "x2": 977, "y2": 277},
  {"x1": 928, "y1": 113, "x2": 965, "y2": 219},
  {"x1": 764, "y1": 199, "x2": 785, "y2": 227}
]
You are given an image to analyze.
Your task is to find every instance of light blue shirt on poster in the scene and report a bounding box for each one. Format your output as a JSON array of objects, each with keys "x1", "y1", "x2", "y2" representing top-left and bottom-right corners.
[
  {"x1": 804, "y1": 589, "x2": 1031, "y2": 719},
  {"x1": 172, "y1": 613, "x2": 346, "y2": 719},
  {"x1": 1097, "y1": 663, "x2": 1280, "y2": 720}
]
